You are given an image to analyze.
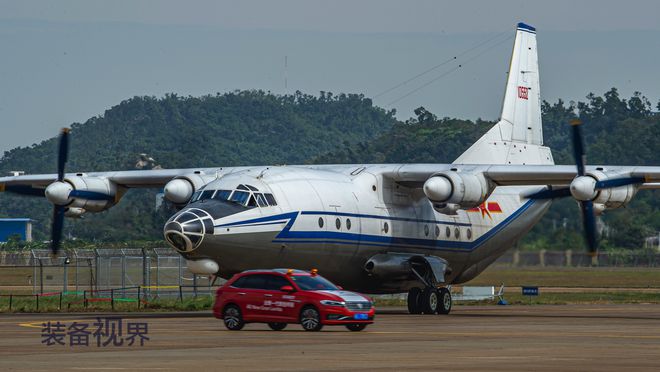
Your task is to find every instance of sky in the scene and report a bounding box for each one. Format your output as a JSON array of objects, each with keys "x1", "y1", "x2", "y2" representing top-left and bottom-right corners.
[{"x1": 1, "y1": 0, "x2": 659, "y2": 154}]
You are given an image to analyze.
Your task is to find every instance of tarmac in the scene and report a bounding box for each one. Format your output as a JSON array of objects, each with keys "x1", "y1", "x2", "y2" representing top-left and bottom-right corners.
[{"x1": 1, "y1": 304, "x2": 660, "y2": 371}]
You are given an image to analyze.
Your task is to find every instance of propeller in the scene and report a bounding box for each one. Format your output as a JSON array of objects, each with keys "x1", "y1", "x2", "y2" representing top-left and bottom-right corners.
[
  {"x1": 568, "y1": 119, "x2": 599, "y2": 255},
  {"x1": 525, "y1": 119, "x2": 646, "y2": 256},
  {"x1": 51, "y1": 128, "x2": 71, "y2": 255}
]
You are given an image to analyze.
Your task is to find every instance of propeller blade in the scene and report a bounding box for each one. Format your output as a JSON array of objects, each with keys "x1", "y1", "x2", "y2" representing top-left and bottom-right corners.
[
  {"x1": 570, "y1": 119, "x2": 586, "y2": 176},
  {"x1": 579, "y1": 200, "x2": 598, "y2": 254},
  {"x1": 57, "y1": 128, "x2": 70, "y2": 182},
  {"x1": 524, "y1": 187, "x2": 572, "y2": 200},
  {"x1": 52, "y1": 128, "x2": 71, "y2": 256},
  {"x1": 595, "y1": 176, "x2": 645, "y2": 190},
  {"x1": 51, "y1": 205, "x2": 65, "y2": 255}
]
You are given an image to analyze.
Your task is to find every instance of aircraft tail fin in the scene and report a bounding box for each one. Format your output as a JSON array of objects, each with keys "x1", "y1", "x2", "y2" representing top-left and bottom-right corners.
[{"x1": 454, "y1": 23, "x2": 554, "y2": 165}]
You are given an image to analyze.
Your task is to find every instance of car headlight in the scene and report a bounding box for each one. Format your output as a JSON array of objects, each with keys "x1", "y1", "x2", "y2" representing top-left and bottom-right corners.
[{"x1": 320, "y1": 300, "x2": 345, "y2": 307}]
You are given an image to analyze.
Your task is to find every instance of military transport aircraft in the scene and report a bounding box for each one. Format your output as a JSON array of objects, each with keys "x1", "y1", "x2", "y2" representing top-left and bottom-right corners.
[{"x1": 1, "y1": 23, "x2": 658, "y2": 314}]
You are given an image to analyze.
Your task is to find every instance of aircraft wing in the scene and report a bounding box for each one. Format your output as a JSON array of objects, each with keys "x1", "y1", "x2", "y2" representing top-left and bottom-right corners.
[
  {"x1": 0, "y1": 168, "x2": 225, "y2": 190},
  {"x1": 484, "y1": 165, "x2": 660, "y2": 189},
  {"x1": 387, "y1": 164, "x2": 660, "y2": 189}
]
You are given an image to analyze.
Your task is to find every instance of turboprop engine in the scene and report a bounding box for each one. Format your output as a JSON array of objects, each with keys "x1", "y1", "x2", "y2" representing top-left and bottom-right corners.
[
  {"x1": 163, "y1": 173, "x2": 215, "y2": 206},
  {"x1": 422, "y1": 171, "x2": 491, "y2": 214},
  {"x1": 44, "y1": 175, "x2": 118, "y2": 216},
  {"x1": 569, "y1": 170, "x2": 638, "y2": 214}
]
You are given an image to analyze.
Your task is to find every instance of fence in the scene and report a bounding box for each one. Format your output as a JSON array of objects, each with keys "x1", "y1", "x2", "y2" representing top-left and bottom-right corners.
[
  {"x1": 1, "y1": 248, "x2": 659, "y2": 295},
  {"x1": 495, "y1": 249, "x2": 660, "y2": 267},
  {"x1": 0, "y1": 248, "x2": 217, "y2": 295}
]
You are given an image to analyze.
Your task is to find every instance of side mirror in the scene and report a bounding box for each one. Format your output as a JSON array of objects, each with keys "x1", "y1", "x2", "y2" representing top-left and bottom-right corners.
[{"x1": 280, "y1": 285, "x2": 295, "y2": 293}]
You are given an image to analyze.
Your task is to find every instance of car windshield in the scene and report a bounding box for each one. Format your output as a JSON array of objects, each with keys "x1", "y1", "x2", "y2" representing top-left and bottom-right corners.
[{"x1": 290, "y1": 275, "x2": 338, "y2": 291}]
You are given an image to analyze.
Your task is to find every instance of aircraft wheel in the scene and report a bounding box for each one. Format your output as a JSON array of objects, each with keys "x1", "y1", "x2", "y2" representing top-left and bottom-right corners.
[
  {"x1": 268, "y1": 322, "x2": 287, "y2": 331},
  {"x1": 223, "y1": 304, "x2": 245, "y2": 331},
  {"x1": 407, "y1": 287, "x2": 422, "y2": 314},
  {"x1": 421, "y1": 287, "x2": 440, "y2": 314},
  {"x1": 438, "y1": 287, "x2": 452, "y2": 315}
]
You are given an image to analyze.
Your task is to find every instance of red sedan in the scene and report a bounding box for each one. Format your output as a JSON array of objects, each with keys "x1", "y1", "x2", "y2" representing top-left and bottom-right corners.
[{"x1": 213, "y1": 269, "x2": 375, "y2": 331}]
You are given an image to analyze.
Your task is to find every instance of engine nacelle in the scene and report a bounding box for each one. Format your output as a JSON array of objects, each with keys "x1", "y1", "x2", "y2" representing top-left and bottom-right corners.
[
  {"x1": 570, "y1": 171, "x2": 638, "y2": 210},
  {"x1": 45, "y1": 175, "x2": 118, "y2": 212},
  {"x1": 423, "y1": 171, "x2": 491, "y2": 211},
  {"x1": 163, "y1": 173, "x2": 215, "y2": 205}
]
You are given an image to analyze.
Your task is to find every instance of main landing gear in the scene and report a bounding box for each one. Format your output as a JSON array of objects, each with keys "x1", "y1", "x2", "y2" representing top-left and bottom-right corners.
[
  {"x1": 406, "y1": 263, "x2": 452, "y2": 315},
  {"x1": 407, "y1": 286, "x2": 451, "y2": 314}
]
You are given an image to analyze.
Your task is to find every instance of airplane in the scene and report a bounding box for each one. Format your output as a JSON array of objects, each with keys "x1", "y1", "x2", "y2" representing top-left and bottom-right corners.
[{"x1": 1, "y1": 22, "x2": 658, "y2": 315}]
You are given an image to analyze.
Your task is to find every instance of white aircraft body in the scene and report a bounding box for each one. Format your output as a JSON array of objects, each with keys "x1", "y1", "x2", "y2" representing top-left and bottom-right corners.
[{"x1": 1, "y1": 23, "x2": 659, "y2": 314}]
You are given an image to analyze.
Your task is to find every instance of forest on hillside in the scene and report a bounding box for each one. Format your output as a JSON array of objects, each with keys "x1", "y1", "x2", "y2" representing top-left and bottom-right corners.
[{"x1": 0, "y1": 88, "x2": 657, "y2": 251}]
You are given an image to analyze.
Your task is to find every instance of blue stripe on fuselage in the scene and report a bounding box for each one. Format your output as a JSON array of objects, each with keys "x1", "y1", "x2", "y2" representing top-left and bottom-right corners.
[{"x1": 214, "y1": 200, "x2": 536, "y2": 252}]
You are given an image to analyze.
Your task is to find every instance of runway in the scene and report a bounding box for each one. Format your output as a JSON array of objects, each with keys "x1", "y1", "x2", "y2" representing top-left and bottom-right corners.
[{"x1": 2, "y1": 304, "x2": 660, "y2": 371}]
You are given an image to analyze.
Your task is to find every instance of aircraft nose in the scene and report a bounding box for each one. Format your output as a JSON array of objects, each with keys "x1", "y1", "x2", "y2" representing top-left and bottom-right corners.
[{"x1": 164, "y1": 207, "x2": 215, "y2": 253}]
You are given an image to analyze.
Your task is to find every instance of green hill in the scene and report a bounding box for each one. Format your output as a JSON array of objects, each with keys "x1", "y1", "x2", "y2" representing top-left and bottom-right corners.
[
  {"x1": 0, "y1": 90, "x2": 396, "y2": 241},
  {"x1": 0, "y1": 88, "x2": 657, "y2": 250}
]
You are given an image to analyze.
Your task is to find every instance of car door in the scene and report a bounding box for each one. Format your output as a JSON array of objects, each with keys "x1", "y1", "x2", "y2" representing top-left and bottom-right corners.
[
  {"x1": 262, "y1": 275, "x2": 300, "y2": 322},
  {"x1": 233, "y1": 274, "x2": 269, "y2": 322}
]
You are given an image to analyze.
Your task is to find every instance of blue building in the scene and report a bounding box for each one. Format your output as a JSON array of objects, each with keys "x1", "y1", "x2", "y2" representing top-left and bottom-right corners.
[{"x1": 0, "y1": 218, "x2": 34, "y2": 242}]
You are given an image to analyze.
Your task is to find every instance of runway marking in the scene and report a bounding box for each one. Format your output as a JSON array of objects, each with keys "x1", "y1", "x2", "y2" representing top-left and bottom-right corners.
[
  {"x1": 18, "y1": 320, "x2": 90, "y2": 329},
  {"x1": 368, "y1": 331, "x2": 660, "y2": 339}
]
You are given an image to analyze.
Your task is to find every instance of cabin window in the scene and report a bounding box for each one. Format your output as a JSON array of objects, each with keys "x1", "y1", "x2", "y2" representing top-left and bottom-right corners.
[
  {"x1": 335, "y1": 218, "x2": 341, "y2": 230},
  {"x1": 318, "y1": 217, "x2": 324, "y2": 228},
  {"x1": 383, "y1": 222, "x2": 389, "y2": 234},
  {"x1": 454, "y1": 227, "x2": 460, "y2": 239},
  {"x1": 346, "y1": 218, "x2": 352, "y2": 230},
  {"x1": 467, "y1": 228, "x2": 473, "y2": 240},
  {"x1": 445, "y1": 226, "x2": 451, "y2": 238},
  {"x1": 424, "y1": 225, "x2": 430, "y2": 237},
  {"x1": 435, "y1": 225, "x2": 440, "y2": 238}
]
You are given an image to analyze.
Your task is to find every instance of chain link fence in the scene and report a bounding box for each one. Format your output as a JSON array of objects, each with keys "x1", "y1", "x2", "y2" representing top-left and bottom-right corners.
[
  {"x1": 0, "y1": 248, "x2": 216, "y2": 295},
  {"x1": 0, "y1": 248, "x2": 659, "y2": 295}
]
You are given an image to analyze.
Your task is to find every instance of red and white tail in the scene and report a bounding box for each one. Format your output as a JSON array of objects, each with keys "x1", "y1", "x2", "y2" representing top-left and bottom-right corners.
[{"x1": 455, "y1": 23, "x2": 554, "y2": 165}]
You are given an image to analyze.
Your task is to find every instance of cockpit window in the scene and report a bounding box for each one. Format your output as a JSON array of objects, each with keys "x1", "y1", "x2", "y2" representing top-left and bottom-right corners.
[
  {"x1": 255, "y1": 193, "x2": 267, "y2": 207},
  {"x1": 189, "y1": 186, "x2": 277, "y2": 208},
  {"x1": 247, "y1": 194, "x2": 258, "y2": 207},
  {"x1": 264, "y1": 193, "x2": 277, "y2": 206},
  {"x1": 230, "y1": 190, "x2": 250, "y2": 205},
  {"x1": 213, "y1": 189, "x2": 232, "y2": 201},
  {"x1": 199, "y1": 190, "x2": 214, "y2": 201}
]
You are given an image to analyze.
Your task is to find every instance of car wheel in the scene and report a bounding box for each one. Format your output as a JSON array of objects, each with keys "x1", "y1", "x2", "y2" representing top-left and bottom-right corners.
[
  {"x1": 300, "y1": 306, "x2": 323, "y2": 332},
  {"x1": 268, "y1": 322, "x2": 287, "y2": 331},
  {"x1": 223, "y1": 304, "x2": 245, "y2": 331},
  {"x1": 346, "y1": 324, "x2": 368, "y2": 332},
  {"x1": 407, "y1": 287, "x2": 422, "y2": 314},
  {"x1": 421, "y1": 288, "x2": 439, "y2": 314},
  {"x1": 438, "y1": 287, "x2": 452, "y2": 315}
]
